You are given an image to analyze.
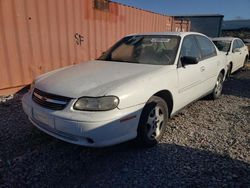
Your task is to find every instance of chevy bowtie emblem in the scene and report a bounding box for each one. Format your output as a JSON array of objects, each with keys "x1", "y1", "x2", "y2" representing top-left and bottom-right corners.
[
  {"x1": 41, "y1": 96, "x2": 47, "y2": 101},
  {"x1": 34, "y1": 92, "x2": 47, "y2": 101}
]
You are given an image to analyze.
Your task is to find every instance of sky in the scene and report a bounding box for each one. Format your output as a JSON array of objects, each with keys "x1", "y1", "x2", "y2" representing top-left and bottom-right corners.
[{"x1": 112, "y1": 0, "x2": 250, "y2": 20}]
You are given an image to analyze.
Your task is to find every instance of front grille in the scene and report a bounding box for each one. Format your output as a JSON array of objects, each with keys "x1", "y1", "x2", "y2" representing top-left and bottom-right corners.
[{"x1": 32, "y1": 88, "x2": 72, "y2": 110}]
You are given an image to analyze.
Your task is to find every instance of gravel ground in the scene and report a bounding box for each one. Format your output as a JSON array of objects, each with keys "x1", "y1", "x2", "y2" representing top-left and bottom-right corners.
[{"x1": 0, "y1": 67, "x2": 250, "y2": 187}]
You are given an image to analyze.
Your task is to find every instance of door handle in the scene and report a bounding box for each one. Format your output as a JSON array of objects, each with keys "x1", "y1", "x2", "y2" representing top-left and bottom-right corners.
[{"x1": 200, "y1": 66, "x2": 205, "y2": 72}]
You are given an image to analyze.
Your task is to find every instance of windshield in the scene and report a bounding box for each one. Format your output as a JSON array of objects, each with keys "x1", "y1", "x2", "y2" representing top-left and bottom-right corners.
[
  {"x1": 213, "y1": 40, "x2": 231, "y2": 52},
  {"x1": 98, "y1": 35, "x2": 180, "y2": 65}
]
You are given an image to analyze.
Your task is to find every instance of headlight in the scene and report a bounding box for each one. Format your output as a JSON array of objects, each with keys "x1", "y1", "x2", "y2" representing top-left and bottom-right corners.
[{"x1": 73, "y1": 96, "x2": 119, "y2": 111}]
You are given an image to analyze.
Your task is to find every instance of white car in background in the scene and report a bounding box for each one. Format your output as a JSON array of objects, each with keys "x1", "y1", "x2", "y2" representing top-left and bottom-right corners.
[
  {"x1": 212, "y1": 37, "x2": 249, "y2": 77},
  {"x1": 22, "y1": 32, "x2": 227, "y2": 147}
]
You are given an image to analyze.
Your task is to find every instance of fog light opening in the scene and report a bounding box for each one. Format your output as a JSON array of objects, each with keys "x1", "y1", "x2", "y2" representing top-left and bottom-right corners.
[{"x1": 86, "y1": 137, "x2": 94, "y2": 144}]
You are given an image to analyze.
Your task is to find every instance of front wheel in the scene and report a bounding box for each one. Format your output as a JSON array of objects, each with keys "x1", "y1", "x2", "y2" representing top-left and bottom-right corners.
[
  {"x1": 209, "y1": 72, "x2": 224, "y2": 100},
  {"x1": 137, "y1": 96, "x2": 168, "y2": 147}
]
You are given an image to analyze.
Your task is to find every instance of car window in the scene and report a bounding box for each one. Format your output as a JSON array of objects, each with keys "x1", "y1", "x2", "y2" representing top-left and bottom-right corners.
[
  {"x1": 180, "y1": 35, "x2": 201, "y2": 59},
  {"x1": 213, "y1": 40, "x2": 231, "y2": 52},
  {"x1": 232, "y1": 40, "x2": 240, "y2": 50},
  {"x1": 236, "y1": 39, "x2": 245, "y2": 48},
  {"x1": 195, "y1": 35, "x2": 217, "y2": 59}
]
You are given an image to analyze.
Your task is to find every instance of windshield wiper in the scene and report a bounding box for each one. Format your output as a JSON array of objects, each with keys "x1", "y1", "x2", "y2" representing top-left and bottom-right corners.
[{"x1": 107, "y1": 59, "x2": 140, "y2": 64}]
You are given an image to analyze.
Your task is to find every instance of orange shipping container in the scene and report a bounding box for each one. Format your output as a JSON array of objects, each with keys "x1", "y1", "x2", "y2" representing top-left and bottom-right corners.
[
  {"x1": 172, "y1": 20, "x2": 190, "y2": 32},
  {"x1": 0, "y1": 0, "x2": 189, "y2": 95}
]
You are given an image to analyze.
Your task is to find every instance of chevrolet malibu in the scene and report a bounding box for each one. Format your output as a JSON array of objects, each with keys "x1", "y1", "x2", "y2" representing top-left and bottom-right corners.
[
  {"x1": 212, "y1": 37, "x2": 249, "y2": 77},
  {"x1": 22, "y1": 32, "x2": 227, "y2": 147}
]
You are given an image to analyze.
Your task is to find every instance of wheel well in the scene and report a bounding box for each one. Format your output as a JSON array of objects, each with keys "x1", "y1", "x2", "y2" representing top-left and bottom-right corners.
[
  {"x1": 220, "y1": 69, "x2": 225, "y2": 76},
  {"x1": 153, "y1": 90, "x2": 173, "y2": 117},
  {"x1": 229, "y1": 62, "x2": 233, "y2": 71}
]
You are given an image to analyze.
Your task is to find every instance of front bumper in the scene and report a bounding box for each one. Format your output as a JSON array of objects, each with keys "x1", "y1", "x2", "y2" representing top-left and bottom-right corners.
[{"x1": 22, "y1": 92, "x2": 143, "y2": 147}]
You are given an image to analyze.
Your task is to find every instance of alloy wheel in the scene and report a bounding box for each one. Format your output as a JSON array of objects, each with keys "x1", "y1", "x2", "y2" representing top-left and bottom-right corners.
[
  {"x1": 214, "y1": 75, "x2": 223, "y2": 97},
  {"x1": 146, "y1": 105, "x2": 164, "y2": 140}
]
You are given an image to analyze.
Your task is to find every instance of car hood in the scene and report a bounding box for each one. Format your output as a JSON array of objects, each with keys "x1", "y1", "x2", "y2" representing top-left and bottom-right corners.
[{"x1": 35, "y1": 60, "x2": 165, "y2": 98}]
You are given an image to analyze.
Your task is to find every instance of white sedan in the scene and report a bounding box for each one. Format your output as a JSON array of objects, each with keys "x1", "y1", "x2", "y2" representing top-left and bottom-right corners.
[
  {"x1": 212, "y1": 37, "x2": 249, "y2": 77},
  {"x1": 22, "y1": 32, "x2": 227, "y2": 147}
]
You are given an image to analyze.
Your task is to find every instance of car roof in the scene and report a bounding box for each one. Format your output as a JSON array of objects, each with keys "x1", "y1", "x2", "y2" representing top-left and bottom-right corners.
[
  {"x1": 212, "y1": 37, "x2": 240, "y2": 42},
  {"x1": 126, "y1": 32, "x2": 205, "y2": 38}
]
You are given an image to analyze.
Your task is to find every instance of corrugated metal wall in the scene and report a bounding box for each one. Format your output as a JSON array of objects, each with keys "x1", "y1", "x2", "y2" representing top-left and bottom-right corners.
[
  {"x1": 175, "y1": 15, "x2": 223, "y2": 37},
  {"x1": 0, "y1": 0, "x2": 189, "y2": 95}
]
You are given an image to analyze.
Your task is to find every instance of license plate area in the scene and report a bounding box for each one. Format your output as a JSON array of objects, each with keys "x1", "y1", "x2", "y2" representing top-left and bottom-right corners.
[{"x1": 33, "y1": 109, "x2": 54, "y2": 129}]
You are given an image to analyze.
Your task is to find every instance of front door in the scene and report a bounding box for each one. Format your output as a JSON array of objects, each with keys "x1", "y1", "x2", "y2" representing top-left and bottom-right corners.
[
  {"x1": 236, "y1": 39, "x2": 247, "y2": 67},
  {"x1": 195, "y1": 35, "x2": 219, "y2": 92},
  {"x1": 176, "y1": 35, "x2": 204, "y2": 110}
]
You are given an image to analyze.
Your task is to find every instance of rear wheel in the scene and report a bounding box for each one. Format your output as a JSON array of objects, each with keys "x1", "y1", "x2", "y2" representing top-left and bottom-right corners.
[
  {"x1": 209, "y1": 72, "x2": 224, "y2": 100},
  {"x1": 137, "y1": 96, "x2": 168, "y2": 147}
]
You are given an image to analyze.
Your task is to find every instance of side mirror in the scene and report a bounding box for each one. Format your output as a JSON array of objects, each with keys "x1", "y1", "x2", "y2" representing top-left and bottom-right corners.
[
  {"x1": 181, "y1": 56, "x2": 199, "y2": 66},
  {"x1": 233, "y1": 48, "x2": 240, "y2": 53}
]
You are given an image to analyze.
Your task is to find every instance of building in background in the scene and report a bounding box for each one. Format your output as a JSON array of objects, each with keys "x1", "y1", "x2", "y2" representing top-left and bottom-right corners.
[
  {"x1": 174, "y1": 14, "x2": 224, "y2": 37},
  {"x1": 222, "y1": 19, "x2": 250, "y2": 30},
  {"x1": 222, "y1": 19, "x2": 250, "y2": 39},
  {"x1": 222, "y1": 19, "x2": 250, "y2": 52},
  {"x1": 0, "y1": 0, "x2": 190, "y2": 95}
]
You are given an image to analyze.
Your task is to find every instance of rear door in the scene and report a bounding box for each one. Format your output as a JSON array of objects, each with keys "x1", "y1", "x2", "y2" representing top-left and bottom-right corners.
[{"x1": 195, "y1": 35, "x2": 219, "y2": 92}]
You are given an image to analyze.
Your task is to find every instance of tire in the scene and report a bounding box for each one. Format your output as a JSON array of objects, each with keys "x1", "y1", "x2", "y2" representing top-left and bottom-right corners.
[
  {"x1": 209, "y1": 72, "x2": 224, "y2": 100},
  {"x1": 137, "y1": 96, "x2": 168, "y2": 147},
  {"x1": 226, "y1": 63, "x2": 232, "y2": 78}
]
